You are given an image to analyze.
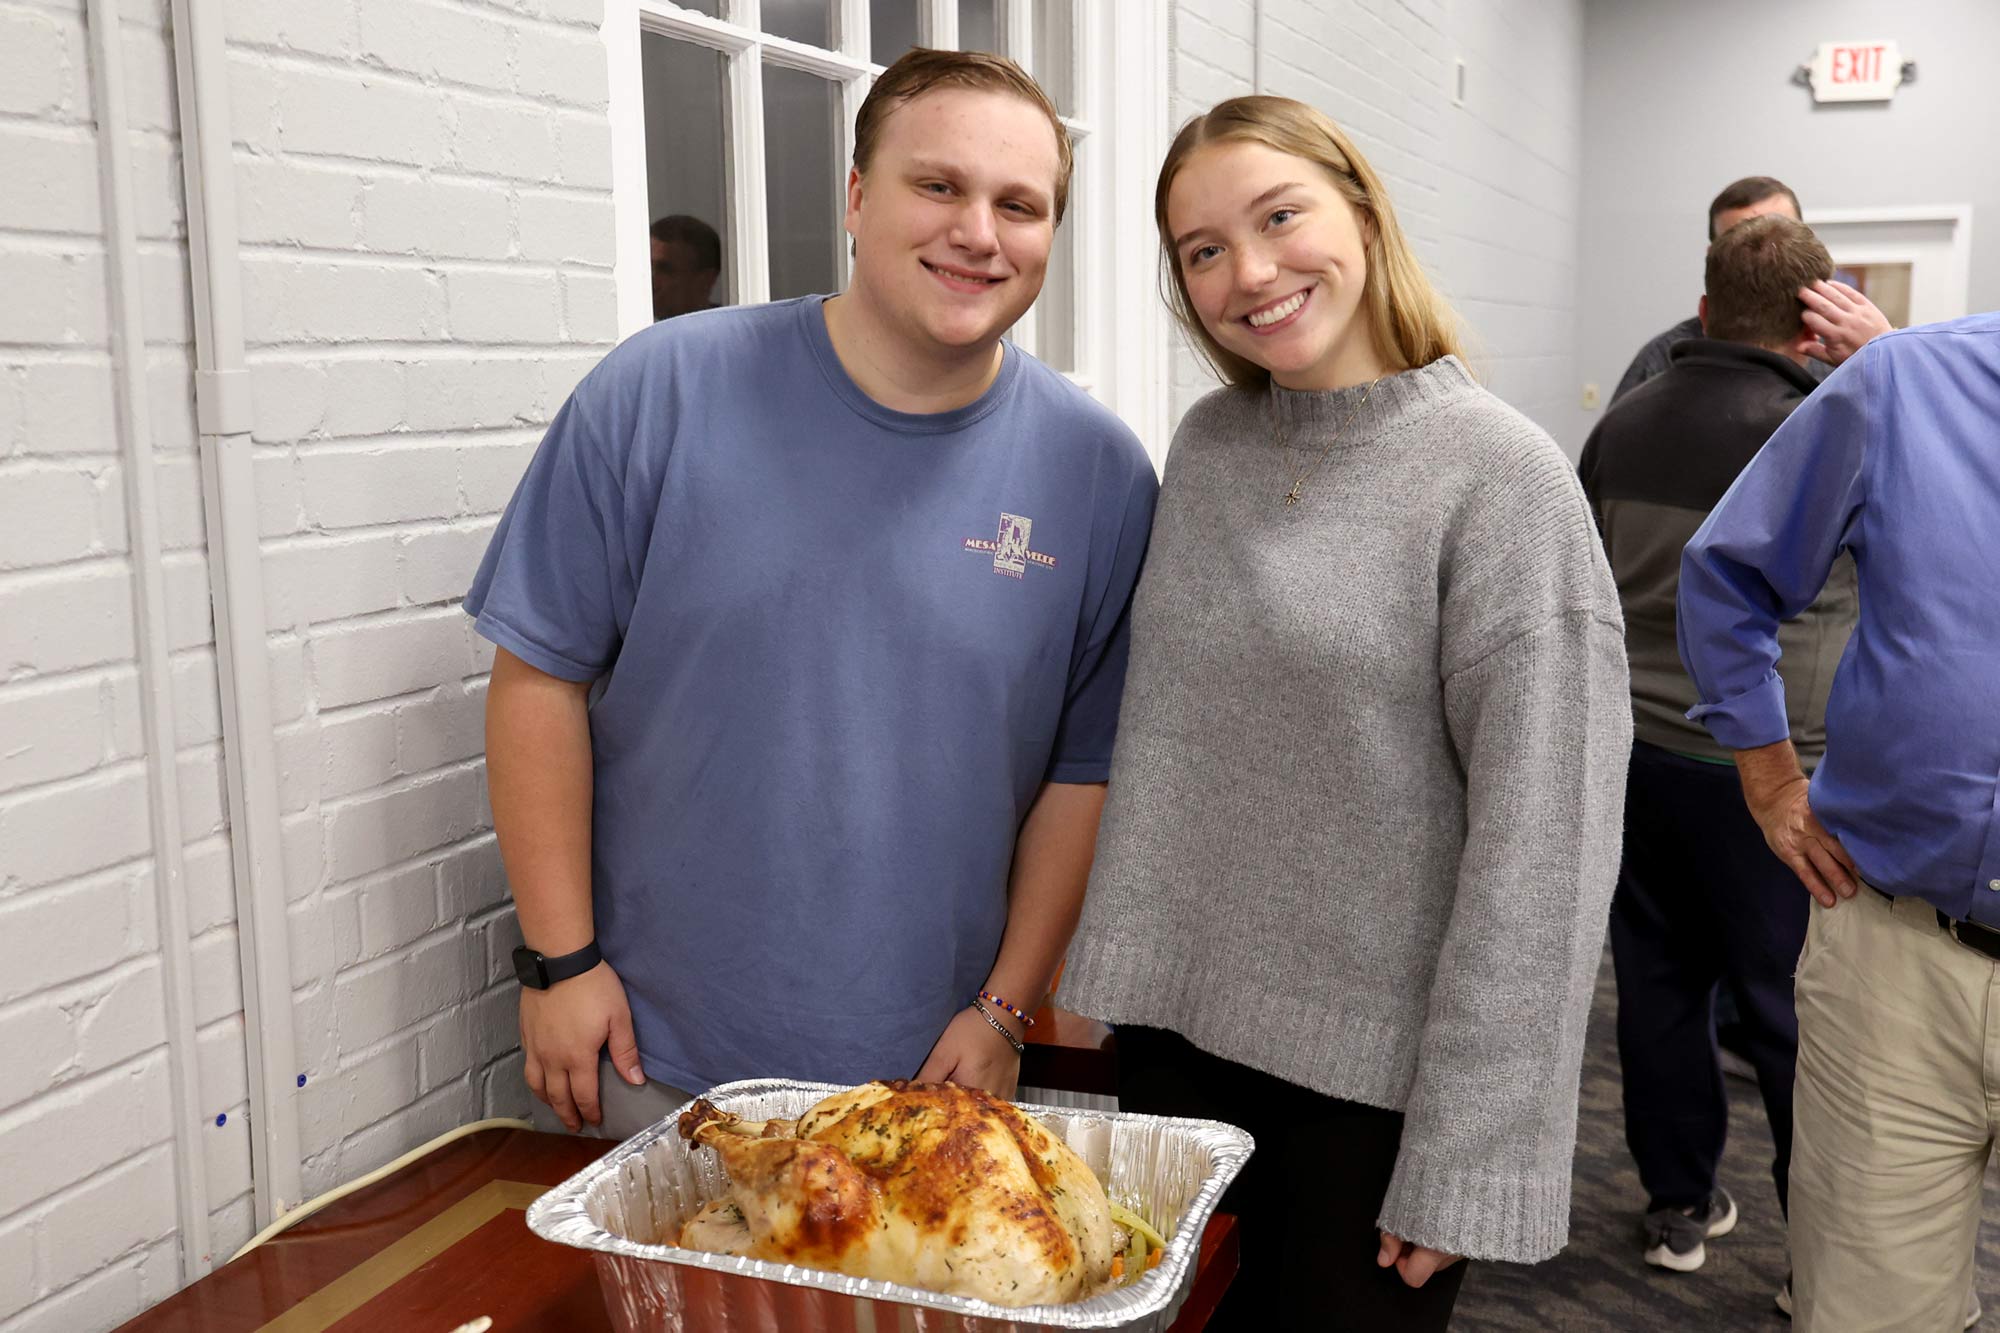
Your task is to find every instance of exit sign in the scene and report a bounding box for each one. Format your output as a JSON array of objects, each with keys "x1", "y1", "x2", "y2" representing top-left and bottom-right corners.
[{"x1": 1806, "y1": 40, "x2": 1906, "y2": 102}]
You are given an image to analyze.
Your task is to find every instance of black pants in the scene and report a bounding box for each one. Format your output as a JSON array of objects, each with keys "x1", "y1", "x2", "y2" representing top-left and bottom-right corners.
[
  {"x1": 1116, "y1": 1026, "x2": 1467, "y2": 1332},
  {"x1": 1610, "y1": 741, "x2": 1808, "y2": 1216}
]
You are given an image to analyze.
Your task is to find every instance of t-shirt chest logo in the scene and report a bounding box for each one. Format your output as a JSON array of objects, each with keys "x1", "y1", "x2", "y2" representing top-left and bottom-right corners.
[{"x1": 962, "y1": 512, "x2": 1056, "y2": 579}]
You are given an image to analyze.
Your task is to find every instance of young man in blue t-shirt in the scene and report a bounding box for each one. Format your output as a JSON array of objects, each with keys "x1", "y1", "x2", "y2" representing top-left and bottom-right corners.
[{"x1": 465, "y1": 49, "x2": 1158, "y2": 1135}]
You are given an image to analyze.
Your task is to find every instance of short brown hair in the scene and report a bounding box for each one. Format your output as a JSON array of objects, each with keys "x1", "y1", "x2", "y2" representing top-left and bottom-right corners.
[
  {"x1": 1706, "y1": 176, "x2": 1801, "y2": 240},
  {"x1": 1156, "y1": 96, "x2": 1466, "y2": 389},
  {"x1": 852, "y1": 48, "x2": 1073, "y2": 223},
  {"x1": 650, "y1": 214, "x2": 721, "y2": 272},
  {"x1": 1703, "y1": 215, "x2": 1832, "y2": 346}
]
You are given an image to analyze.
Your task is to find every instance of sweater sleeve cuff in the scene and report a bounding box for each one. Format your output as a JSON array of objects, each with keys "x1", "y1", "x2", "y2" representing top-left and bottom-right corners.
[
  {"x1": 1685, "y1": 672, "x2": 1791, "y2": 751},
  {"x1": 1377, "y1": 1149, "x2": 1571, "y2": 1265}
]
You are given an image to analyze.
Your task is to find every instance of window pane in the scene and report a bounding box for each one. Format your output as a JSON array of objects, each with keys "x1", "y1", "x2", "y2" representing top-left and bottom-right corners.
[
  {"x1": 763, "y1": 66, "x2": 841, "y2": 301},
  {"x1": 1033, "y1": 0, "x2": 1074, "y2": 116},
  {"x1": 670, "y1": 0, "x2": 721, "y2": 14},
  {"x1": 1036, "y1": 212, "x2": 1075, "y2": 372},
  {"x1": 1832, "y1": 261, "x2": 1912, "y2": 328},
  {"x1": 870, "y1": 0, "x2": 920, "y2": 65},
  {"x1": 958, "y1": 0, "x2": 996, "y2": 54},
  {"x1": 763, "y1": 0, "x2": 831, "y2": 47},
  {"x1": 641, "y1": 33, "x2": 732, "y2": 318}
]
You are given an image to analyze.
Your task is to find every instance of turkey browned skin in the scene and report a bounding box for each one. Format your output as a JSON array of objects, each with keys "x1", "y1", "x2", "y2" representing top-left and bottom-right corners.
[{"x1": 676, "y1": 1080, "x2": 1116, "y2": 1306}]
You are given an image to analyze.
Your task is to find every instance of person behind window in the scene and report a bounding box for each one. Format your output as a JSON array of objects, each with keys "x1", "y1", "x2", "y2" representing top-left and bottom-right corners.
[
  {"x1": 1611, "y1": 175, "x2": 1889, "y2": 404},
  {"x1": 1678, "y1": 304, "x2": 2000, "y2": 1332},
  {"x1": 1579, "y1": 216, "x2": 1860, "y2": 1303},
  {"x1": 1058, "y1": 95, "x2": 1630, "y2": 1330},
  {"x1": 467, "y1": 48, "x2": 1156, "y2": 1139},
  {"x1": 650, "y1": 213, "x2": 722, "y2": 320}
]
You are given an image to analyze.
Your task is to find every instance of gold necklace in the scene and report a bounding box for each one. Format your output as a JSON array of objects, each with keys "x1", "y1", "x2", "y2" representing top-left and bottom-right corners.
[{"x1": 1271, "y1": 376, "x2": 1378, "y2": 506}]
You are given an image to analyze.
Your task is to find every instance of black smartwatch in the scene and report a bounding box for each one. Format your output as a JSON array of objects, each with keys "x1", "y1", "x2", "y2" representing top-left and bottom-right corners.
[{"x1": 512, "y1": 940, "x2": 603, "y2": 989}]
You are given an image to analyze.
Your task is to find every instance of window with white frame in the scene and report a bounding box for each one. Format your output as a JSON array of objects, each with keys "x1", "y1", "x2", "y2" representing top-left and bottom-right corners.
[{"x1": 604, "y1": 0, "x2": 1173, "y2": 456}]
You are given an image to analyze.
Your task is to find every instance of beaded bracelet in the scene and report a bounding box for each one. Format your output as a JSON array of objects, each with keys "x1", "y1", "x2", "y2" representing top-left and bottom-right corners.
[
  {"x1": 977, "y1": 989, "x2": 1035, "y2": 1028},
  {"x1": 969, "y1": 1000, "x2": 1026, "y2": 1056}
]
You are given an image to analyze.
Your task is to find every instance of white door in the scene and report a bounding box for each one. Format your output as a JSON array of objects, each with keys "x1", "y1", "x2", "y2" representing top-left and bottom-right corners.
[{"x1": 1806, "y1": 206, "x2": 1974, "y2": 329}]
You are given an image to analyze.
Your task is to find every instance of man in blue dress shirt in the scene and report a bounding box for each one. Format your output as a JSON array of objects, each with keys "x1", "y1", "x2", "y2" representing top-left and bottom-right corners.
[{"x1": 1678, "y1": 310, "x2": 2000, "y2": 1331}]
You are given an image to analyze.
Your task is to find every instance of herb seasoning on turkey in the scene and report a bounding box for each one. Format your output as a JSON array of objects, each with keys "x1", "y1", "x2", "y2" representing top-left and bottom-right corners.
[{"x1": 676, "y1": 1080, "x2": 1119, "y2": 1305}]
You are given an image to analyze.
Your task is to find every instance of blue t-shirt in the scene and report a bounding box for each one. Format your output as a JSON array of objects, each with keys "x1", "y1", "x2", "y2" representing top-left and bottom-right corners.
[{"x1": 465, "y1": 296, "x2": 1158, "y2": 1093}]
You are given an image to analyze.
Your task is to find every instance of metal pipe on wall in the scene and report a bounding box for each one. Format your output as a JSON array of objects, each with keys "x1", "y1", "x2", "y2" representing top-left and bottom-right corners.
[
  {"x1": 1252, "y1": 0, "x2": 1264, "y2": 95},
  {"x1": 85, "y1": 0, "x2": 214, "y2": 1282},
  {"x1": 168, "y1": 0, "x2": 303, "y2": 1228}
]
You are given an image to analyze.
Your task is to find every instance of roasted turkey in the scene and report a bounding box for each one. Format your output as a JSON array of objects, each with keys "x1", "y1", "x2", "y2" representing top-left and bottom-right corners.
[{"x1": 675, "y1": 1080, "x2": 1117, "y2": 1306}]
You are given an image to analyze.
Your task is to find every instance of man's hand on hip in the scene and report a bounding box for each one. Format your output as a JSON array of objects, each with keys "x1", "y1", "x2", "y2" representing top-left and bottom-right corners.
[
  {"x1": 1749, "y1": 775, "x2": 1860, "y2": 908},
  {"x1": 915, "y1": 1006, "x2": 1022, "y2": 1100},
  {"x1": 520, "y1": 960, "x2": 644, "y2": 1132},
  {"x1": 1735, "y1": 740, "x2": 1859, "y2": 908},
  {"x1": 1800, "y1": 279, "x2": 1893, "y2": 366}
]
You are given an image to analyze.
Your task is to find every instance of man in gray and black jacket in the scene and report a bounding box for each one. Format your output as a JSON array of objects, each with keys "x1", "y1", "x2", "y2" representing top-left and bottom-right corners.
[
  {"x1": 1580, "y1": 215, "x2": 1857, "y2": 1294},
  {"x1": 1612, "y1": 175, "x2": 1888, "y2": 404}
]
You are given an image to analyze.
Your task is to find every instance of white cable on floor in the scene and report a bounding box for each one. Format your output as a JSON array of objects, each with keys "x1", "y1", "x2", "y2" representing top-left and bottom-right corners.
[{"x1": 227, "y1": 1118, "x2": 536, "y2": 1263}]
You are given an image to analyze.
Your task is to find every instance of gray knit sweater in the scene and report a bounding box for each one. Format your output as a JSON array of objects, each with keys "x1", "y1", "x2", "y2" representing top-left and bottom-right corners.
[{"x1": 1061, "y1": 357, "x2": 1630, "y2": 1265}]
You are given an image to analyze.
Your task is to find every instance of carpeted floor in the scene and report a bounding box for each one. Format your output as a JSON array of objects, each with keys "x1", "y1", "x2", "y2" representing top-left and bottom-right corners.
[{"x1": 1450, "y1": 950, "x2": 2000, "y2": 1331}]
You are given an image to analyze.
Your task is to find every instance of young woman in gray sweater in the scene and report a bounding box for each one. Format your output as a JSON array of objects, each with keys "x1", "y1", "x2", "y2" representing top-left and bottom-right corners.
[{"x1": 1059, "y1": 97, "x2": 1631, "y2": 1329}]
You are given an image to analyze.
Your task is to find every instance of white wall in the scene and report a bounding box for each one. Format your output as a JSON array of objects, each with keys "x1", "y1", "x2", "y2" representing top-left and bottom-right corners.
[
  {"x1": 1435, "y1": 0, "x2": 1584, "y2": 444},
  {"x1": 1, "y1": 2, "x2": 222, "y2": 1327},
  {"x1": 1575, "y1": 0, "x2": 2000, "y2": 448},
  {"x1": 1168, "y1": 0, "x2": 1586, "y2": 451},
  {"x1": 0, "y1": 0, "x2": 617, "y2": 1327},
  {"x1": 231, "y1": 0, "x2": 618, "y2": 1216}
]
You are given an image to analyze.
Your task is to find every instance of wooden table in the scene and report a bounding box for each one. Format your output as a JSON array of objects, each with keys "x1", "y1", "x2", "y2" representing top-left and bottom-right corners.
[
  {"x1": 1021, "y1": 1006, "x2": 1117, "y2": 1098},
  {"x1": 115, "y1": 1127, "x2": 1237, "y2": 1332}
]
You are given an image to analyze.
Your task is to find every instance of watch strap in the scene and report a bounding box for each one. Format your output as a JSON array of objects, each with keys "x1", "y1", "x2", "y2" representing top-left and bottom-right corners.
[
  {"x1": 541, "y1": 939, "x2": 602, "y2": 984},
  {"x1": 513, "y1": 939, "x2": 602, "y2": 989}
]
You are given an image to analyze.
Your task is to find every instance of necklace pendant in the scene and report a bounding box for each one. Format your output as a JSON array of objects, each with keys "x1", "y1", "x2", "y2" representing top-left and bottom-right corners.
[{"x1": 1284, "y1": 484, "x2": 1302, "y2": 505}]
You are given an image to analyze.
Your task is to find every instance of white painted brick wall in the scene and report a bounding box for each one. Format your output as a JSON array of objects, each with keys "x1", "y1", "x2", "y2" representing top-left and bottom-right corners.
[
  {"x1": 237, "y1": 0, "x2": 613, "y2": 1272},
  {"x1": 1167, "y1": 0, "x2": 1254, "y2": 428},
  {"x1": 1166, "y1": 0, "x2": 1585, "y2": 454},
  {"x1": 1, "y1": 0, "x2": 613, "y2": 1325},
  {"x1": 1436, "y1": 0, "x2": 1585, "y2": 449}
]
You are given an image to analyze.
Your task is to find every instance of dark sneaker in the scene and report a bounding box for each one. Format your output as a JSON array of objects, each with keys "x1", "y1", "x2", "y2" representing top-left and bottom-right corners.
[
  {"x1": 1642, "y1": 1188, "x2": 1737, "y2": 1273},
  {"x1": 1776, "y1": 1273, "x2": 1980, "y2": 1326}
]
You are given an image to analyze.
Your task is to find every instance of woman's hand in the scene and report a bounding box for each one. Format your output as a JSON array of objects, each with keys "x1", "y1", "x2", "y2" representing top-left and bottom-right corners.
[
  {"x1": 1377, "y1": 1231, "x2": 1462, "y2": 1288},
  {"x1": 914, "y1": 1006, "x2": 1023, "y2": 1099}
]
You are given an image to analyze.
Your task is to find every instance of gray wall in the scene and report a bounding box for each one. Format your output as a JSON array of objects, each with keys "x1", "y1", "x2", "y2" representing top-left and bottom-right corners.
[
  {"x1": 1170, "y1": 0, "x2": 1587, "y2": 451},
  {"x1": 1575, "y1": 0, "x2": 2000, "y2": 447}
]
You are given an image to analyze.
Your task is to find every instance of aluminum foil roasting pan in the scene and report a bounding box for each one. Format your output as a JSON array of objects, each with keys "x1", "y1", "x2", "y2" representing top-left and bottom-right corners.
[{"x1": 526, "y1": 1078, "x2": 1255, "y2": 1332}]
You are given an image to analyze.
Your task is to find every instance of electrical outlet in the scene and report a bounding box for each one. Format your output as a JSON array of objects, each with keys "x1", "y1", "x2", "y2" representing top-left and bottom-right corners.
[{"x1": 1581, "y1": 382, "x2": 1601, "y2": 410}]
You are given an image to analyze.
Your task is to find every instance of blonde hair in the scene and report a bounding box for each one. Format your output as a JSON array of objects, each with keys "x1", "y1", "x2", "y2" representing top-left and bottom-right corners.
[{"x1": 1157, "y1": 96, "x2": 1466, "y2": 388}]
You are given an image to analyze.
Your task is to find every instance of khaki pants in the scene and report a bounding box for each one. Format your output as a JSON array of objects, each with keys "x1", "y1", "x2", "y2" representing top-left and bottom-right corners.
[
  {"x1": 1792, "y1": 886, "x2": 1995, "y2": 1332},
  {"x1": 528, "y1": 1058, "x2": 694, "y2": 1142}
]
